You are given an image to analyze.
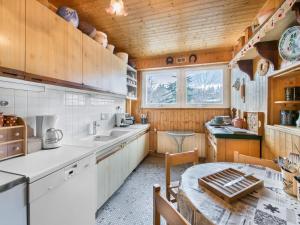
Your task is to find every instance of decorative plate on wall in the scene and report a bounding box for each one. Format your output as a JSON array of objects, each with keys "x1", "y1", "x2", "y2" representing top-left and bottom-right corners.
[
  {"x1": 279, "y1": 26, "x2": 300, "y2": 61},
  {"x1": 256, "y1": 58, "x2": 270, "y2": 76}
]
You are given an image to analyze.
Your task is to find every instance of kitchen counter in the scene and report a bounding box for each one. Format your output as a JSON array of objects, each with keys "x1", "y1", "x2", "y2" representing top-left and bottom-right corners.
[
  {"x1": 0, "y1": 124, "x2": 150, "y2": 183},
  {"x1": 205, "y1": 123, "x2": 262, "y2": 140},
  {"x1": 0, "y1": 171, "x2": 26, "y2": 193}
]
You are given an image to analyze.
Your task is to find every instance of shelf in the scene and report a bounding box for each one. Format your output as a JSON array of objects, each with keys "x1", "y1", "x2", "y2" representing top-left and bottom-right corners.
[
  {"x1": 0, "y1": 139, "x2": 24, "y2": 146},
  {"x1": 230, "y1": 0, "x2": 298, "y2": 66},
  {"x1": 127, "y1": 65, "x2": 137, "y2": 73},
  {"x1": 268, "y1": 61, "x2": 300, "y2": 78},
  {"x1": 126, "y1": 96, "x2": 137, "y2": 100},
  {"x1": 0, "y1": 125, "x2": 25, "y2": 130},
  {"x1": 274, "y1": 100, "x2": 300, "y2": 104},
  {"x1": 0, "y1": 153, "x2": 25, "y2": 162},
  {"x1": 127, "y1": 83, "x2": 137, "y2": 88},
  {"x1": 127, "y1": 76, "x2": 137, "y2": 82}
]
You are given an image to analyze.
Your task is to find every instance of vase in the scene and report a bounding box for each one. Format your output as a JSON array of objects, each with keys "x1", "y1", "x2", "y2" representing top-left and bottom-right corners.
[{"x1": 296, "y1": 111, "x2": 300, "y2": 127}]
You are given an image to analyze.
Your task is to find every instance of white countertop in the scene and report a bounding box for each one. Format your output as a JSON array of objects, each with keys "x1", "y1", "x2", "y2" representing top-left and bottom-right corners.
[{"x1": 0, "y1": 124, "x2": 150, "y2": 183}]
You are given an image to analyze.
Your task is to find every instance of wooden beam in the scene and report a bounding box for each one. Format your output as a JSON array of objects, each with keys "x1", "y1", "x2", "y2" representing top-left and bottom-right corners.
[
  {"x1": 254, "y1": 41, "x2": 279, "y2": 70},
  {"x1": 237, "y1": 60, "x2": 254, "y2": 80},
  {"x1": 292, "y1": 2, "x2": 300, "y2": 24}
]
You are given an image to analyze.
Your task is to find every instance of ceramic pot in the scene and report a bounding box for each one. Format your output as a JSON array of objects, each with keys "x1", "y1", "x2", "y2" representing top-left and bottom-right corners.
[
  {"x1": 232, "y1": 118, "x2": 244, "y2": 128},
  {"x1": 280, "y1": 110, "x2": 297, "y2": 126}
]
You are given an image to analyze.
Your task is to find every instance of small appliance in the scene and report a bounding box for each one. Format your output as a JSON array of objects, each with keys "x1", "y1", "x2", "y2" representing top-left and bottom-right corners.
[
  {"x1": 124, "y1": 113, "x2": 135, "y2": 125},
  {"x1": 36, "y1": 115, "x2": 63, "y2": 149},
  {"x1": 115, "y1": 113, "x2": 129, "y2": 127}
]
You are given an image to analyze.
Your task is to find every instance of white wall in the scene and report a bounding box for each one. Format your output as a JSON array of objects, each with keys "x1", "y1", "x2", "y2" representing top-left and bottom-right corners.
[
  {"x1": 231, "y1": 67, "x2": 268, "y2": 115},
  {"x1": 0, "y1": 78, "x2": 126, "y2": 144}
]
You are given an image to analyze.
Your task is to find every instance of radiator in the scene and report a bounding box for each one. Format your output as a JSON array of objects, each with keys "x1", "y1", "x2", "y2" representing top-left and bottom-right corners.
[{"x1": 157, "y1": 131, "x2": 206, "y2": 157}]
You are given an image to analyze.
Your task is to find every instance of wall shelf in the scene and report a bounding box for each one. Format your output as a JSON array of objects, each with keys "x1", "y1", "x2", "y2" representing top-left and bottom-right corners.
[
  {"x1": 230, "y1": 0, "x2": 298, "y2": 67},
  {"x1": 274, "y1": 100, "x2": 300, "y2": 104}
]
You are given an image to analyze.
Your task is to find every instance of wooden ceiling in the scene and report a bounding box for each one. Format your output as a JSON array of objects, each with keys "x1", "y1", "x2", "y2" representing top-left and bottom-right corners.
[{"x1": 49, "y1": 0, "x2": 267, "y2": 58}]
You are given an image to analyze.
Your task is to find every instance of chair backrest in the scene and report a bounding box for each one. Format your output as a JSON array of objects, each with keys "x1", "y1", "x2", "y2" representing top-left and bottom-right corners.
[
  {"x1": 165, "y1": 148, "x2": 199, "y2": 187},
  {"x1": 153, "y1": 184, "x2": 190, "y2": 225},
  {"x1": 233, "y1": 151, "x2": 280, "y2": 171}
]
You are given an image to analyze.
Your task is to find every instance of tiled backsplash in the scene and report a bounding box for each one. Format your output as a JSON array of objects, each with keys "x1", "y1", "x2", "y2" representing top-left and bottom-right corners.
[{"x1": 0, "y1": 78, "x2": 125, "y2": 143}]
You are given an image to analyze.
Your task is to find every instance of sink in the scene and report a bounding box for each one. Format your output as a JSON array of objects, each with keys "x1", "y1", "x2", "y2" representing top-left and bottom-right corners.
[{"x1": 94, "y1": 130, "x2": 130, "y2": 142}]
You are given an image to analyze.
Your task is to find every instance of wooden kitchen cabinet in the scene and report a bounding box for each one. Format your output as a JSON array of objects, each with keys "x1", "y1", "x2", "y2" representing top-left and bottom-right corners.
[
  {"x1": 96, "y1": 132, "x2": 149, "y2": 209},
  {"x1": 26, "y1": 0, "x2": 65, "y2": 79},
  {"x1": 205, "y1": 126, "x2": 261, "y2": 162},
  {"x1": 0, "y1": 0, "x2": 25, "y2": 71},
  {"x1": 26, "y1": 0, "x2": 83, "y2": 83},
  {"x1": 25, "y1": 1, "x2": 54, "y2": 79},
  {"x1": 65, "y1": 23, "x2": 82, "y2": 84},
  {"x1": 101, "y1": 48, "x2": 112, "y2": 91},
  {"x1": 83, "y1": 34, "x2": 101, "y2": 87}
]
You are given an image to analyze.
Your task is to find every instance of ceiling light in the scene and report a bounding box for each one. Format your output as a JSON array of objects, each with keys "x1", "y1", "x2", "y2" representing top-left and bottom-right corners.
[{"x1": 106, "y1": 0, "x2": 128, "y2": 16}]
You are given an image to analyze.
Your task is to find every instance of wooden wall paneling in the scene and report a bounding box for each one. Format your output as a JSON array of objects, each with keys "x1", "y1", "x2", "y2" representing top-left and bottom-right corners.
[
  {"x1": 0, "y1": 0, "x2": 25, "y2": 71},
  {"x1": 133, "y1": 48, "x2": 233, "y2": 70}
]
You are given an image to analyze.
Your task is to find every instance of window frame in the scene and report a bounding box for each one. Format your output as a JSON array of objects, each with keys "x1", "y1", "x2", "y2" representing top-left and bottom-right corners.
[{"x1": 141, "y1": 64, "x2": 230, "y2": 108}]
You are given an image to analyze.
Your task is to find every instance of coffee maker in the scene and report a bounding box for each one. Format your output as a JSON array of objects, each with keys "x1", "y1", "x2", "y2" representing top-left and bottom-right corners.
[{"x1": 36, "y1": 115, "x2": 63, "y2": 149}]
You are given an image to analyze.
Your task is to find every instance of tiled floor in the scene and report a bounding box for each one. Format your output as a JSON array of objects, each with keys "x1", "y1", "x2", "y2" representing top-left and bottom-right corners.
[{"x1": 96, "y1": 155, "x2": 189, "y2": 225}]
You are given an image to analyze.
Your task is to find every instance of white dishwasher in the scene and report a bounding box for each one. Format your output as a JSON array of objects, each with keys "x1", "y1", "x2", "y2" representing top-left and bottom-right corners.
[{"x1": 29, "y1": 154, "x2": 97, "y2": 225}]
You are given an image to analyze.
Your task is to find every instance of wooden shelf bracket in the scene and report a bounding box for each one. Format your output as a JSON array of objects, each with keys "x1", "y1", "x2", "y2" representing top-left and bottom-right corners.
[
  {"x1": 237, "y1": 60, "x2": 254, "y2": 81},
  {"x1": 254, "y1": 41, "x2": 279, "y2": 70},
  {"x1": 292, "y1": 2, "x2": 300, "y2": 24}
]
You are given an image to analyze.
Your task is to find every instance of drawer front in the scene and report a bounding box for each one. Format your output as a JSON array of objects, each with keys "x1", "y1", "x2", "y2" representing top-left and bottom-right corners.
[
  {"x1": 0, "y1": 146, "x2": 7, "y2": 159},
  {"x1": 7, "y1": 128, "x2": 23, "y2": 141},
  {"x1": 0, "y1": 130, "x2": 7, "y2": 142},
  {"x1": 7, "y1": 143, "x2": 23, "y2": 156}
]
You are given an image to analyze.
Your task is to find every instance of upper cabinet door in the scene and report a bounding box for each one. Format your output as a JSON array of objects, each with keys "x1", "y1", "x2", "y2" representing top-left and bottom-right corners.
[
  {"x1": 26, "y1": 0, "x2": 50, "y2": 76},
  {"x1": 66, "y1": 23, "x2": 82, "y2": 84},
  {"x1": 26, "y1": 0, "x2": 67, "y2": 80},
  {"x1": 0, "y1": 0, "x2": 25, "y2": 71},
  {"x1": 83, "y1": 34, "x2": 99, "y2": 87},
  {"x1": 48, "y1": 10, "x2": 67, "y2": 79},
  {"x1": 101, "y1": 48, "x2": 112, "y2": 92}
]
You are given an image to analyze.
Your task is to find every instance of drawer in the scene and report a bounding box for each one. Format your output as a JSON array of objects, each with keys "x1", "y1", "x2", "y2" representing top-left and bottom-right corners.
[
  {"x1": 7, "y1": 142, "x2": 23, "y2": 156},
  {"x1": 0, "y1": 130, "x2": 7, "y2": 142},
  {"x1": 7, "y1": 128, "x2": 23, "y2": 141},
  {"x1": 0, "y1": 146, "x2": 7, "y2": 159}
]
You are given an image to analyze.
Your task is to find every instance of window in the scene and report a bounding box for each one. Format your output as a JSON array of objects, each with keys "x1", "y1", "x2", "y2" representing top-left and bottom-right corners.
[
  {"x1": 142, "y1": 65, "x2": 229, "y2": 108},
  {"x1": 143, "y1": 70, "x2": 179, "y2": 107},
  {"x1": 185, "y1": 69, "x2": 223, "y2": 105}
]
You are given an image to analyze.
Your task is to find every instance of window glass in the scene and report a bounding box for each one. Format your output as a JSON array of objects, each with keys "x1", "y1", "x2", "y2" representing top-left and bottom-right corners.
[
  {"x1": 185, "y1": 69, "x2": 223, "y2": 104},
  {"x1": 145, "y1": 71, "x2": 177, "y2": 105}
]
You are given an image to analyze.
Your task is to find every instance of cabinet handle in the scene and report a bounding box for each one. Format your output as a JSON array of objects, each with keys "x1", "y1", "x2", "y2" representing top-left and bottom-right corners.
[
  {"x1": 13, "y1": 146, "x2": 20, "y2": 151},
  {"x1": 0, "y1": 135, "x2": 4, "y2": 139},
  {"x1": 15, "y1": 132, "x2": 20, "y2": 137}
]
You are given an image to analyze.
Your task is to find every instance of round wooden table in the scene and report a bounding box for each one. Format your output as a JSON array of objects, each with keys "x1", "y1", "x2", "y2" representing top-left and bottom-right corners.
[{"x1": 177, "y1": 162, "x2": 300, "y2": 225}]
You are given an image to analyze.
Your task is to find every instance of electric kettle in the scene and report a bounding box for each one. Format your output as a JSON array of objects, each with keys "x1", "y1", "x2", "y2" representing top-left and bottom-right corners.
[{"x1": 43, "y1": 128, "x2": 63, "y2": 149}]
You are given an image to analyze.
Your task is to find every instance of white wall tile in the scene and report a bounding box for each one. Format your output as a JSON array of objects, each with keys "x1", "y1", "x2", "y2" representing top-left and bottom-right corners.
[{"x1": 0, "y1": 82, "x2": 126, "y2": 143}]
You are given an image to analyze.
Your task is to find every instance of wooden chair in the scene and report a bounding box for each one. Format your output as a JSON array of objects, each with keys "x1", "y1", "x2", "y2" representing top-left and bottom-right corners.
[
  {"x1": 153, "y1": 184, "x2": 190, "y2": 225},
  {"x1": 165, "y1": 148, "x2": 199, "y2": 202},
  {"x1": 233, "y1": 151, "x2": 280, "y2": 171}
]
